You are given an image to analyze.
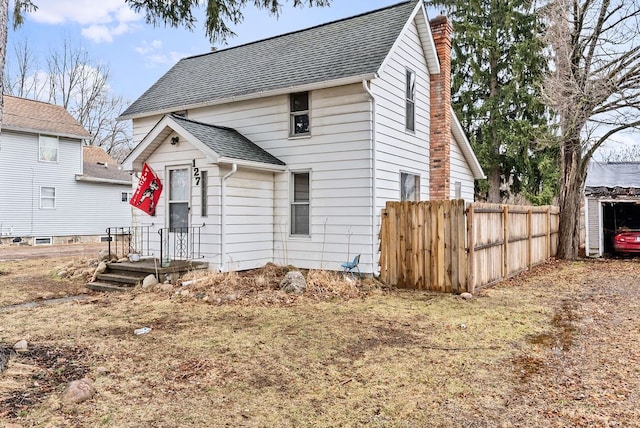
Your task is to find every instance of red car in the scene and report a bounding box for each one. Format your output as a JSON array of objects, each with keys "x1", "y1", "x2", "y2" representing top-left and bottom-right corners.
[{"x1": 613, "y1": 229, "x2": 640, "y2": 254}]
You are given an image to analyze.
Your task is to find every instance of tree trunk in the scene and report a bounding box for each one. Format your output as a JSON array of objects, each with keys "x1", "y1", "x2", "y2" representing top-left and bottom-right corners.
[
  {"x1": 0, "y1": 0, "x2": 8, "y2": 130},
  {"x1": 487, "y1": 166, "x2": 501, "y2": 203},
  {"x1": 557, "y1": 138, "x2": 585, "y2": 260}
]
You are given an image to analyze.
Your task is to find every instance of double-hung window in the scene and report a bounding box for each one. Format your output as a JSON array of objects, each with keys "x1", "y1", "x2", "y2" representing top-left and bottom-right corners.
[
  {"x1": 40, "y1": 186, "x2": 56, "y2": 209},
  {"x1": 290, "y1": 92, "x2": 310, "y2": 136},
  {"x1": 291, "y1": 172, "x2": 310, "y2": 236},
  {"x1": 400, "y1": 172, "x2": 420, "y2": 201},
  {"x1": 39, "y1": 135, "x2": 59, "y2": 162},
  {"x1": 405, "y1": 69, "x2": 416, "y2": 132}
]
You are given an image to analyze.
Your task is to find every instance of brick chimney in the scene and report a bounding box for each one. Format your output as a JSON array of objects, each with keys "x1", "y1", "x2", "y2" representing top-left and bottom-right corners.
[{"x1": 429, "y1": 15, "x2": 453, "y2": 200}]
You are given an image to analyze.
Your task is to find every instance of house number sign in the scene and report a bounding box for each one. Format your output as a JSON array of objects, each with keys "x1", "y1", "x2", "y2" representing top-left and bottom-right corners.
[{"x1": 193, "y1": 168, "x2": 201, "y2": 186}]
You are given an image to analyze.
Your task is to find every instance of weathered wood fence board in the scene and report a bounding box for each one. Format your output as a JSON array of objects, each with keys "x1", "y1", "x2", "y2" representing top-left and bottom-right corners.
[{"x1": 380, "y1": 201, "x2": 560, "y2": 293}]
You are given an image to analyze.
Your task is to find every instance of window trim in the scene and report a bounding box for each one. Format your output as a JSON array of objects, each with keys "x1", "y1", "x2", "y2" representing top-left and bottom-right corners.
[
  {"x1": 400, "y1": 172, "x2": 420, "y2": 202},
  {"x1": 167, "y1": 166, "x2": 191, "y2": 231},
  {"x1": 405, "y1": 68, "x2": 416, "y2": 132},
  {"x1": 40, "y1": 186, "x2": 56, "y2": 209},
  {"x1": 290, "y1": 171, "x2": 311, "y2": 237},
  {"x1": 289, "y1": 92, "x2": 311, "y2": 137},
  {"x1": 38, "y1": 135, "x2": 59, "y2": 162}
]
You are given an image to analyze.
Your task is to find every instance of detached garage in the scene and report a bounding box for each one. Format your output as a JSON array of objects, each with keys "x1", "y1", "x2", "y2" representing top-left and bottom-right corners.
[{"x1": 585, "y1": 162, "x2": 640, "y2": 257}]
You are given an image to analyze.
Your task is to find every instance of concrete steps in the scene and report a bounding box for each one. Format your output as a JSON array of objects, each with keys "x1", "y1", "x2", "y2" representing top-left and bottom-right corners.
[{"x1": 86, "y1": 259, "x2": 208, "y2": 292}]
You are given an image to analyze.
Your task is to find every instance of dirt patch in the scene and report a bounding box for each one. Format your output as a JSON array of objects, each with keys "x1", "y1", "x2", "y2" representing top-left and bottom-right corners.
[{"x1": 0, "y1": 344, "x2": 90, "y2": 418}]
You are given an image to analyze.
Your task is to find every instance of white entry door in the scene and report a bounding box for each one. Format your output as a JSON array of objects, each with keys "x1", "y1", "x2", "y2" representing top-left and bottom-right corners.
[{"x1": 168, "y1": 167, "x2": 190, "y2": 232}]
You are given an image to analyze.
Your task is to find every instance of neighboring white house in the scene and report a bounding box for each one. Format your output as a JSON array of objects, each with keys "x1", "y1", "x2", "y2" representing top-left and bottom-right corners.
[
  {"x1": 118, "y1": 0, "x2": 485, "y2": 273},
  {"x1": 0, "y1": 95, "x2": 132, "y2": 245},
  {"x1": 585, "y1": 162, "x2": 640, "y2": 257}
]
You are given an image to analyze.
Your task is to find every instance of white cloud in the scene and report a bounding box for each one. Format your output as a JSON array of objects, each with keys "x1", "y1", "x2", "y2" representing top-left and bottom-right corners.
[
  {"x1": 134, "y1": 40, "x2": 186, "y2": 67},
  {"x1": 27, "y1": 0, "x2": 142, "y2": 43}
]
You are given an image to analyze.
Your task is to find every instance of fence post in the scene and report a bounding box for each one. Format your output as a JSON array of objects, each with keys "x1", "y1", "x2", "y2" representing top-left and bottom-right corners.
[
  {"x1": 527, "y1": 208, "x2": 533, "y2": 271},
  {"x1": 467, "y1": 204, "x2": 475, "y2": 294},
  {"x1": 503, "y1": 205, "x2": 509, "y2": 280},
  {"x1": 546, "y1": 206, "x2": 551, "y2": 260}
]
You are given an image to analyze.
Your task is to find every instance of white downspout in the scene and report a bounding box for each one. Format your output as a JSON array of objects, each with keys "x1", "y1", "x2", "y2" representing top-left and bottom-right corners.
[
  {"x1": 362, "y1": 79, "x2": 379, "y2": 276},
  {"x1": 220, "y1": 163, "x2": 238, "y2": 271}
]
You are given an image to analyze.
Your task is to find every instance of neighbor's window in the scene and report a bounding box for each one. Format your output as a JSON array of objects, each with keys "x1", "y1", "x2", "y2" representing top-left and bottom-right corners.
[
  {"x1": 40, "y1": 186, "x2": 56, "y2": 209},
  {"x1": 400, "y1": 172, "x2": 420, "y2": 201},
  {"x1": 405, "y1": 69, "x2": 416, "y2": 131},
  {"x1": 291, "y1": 172, "x2": 310, "y2": 236},
  {"x1": 39, "y1": 135, "x2": 59, "y2": 162},
  {"x1": 290, "y1": 92, "x2": 310, "y2": 136},
  {"x1": 121, "y1": 192, "x2": 132, "y2": 202}
]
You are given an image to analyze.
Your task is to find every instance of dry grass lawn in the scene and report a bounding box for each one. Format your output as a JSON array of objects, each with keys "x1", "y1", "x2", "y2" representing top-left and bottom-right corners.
[{"x1": 1, "y1": 252, "x2": 639, "y2": 427}]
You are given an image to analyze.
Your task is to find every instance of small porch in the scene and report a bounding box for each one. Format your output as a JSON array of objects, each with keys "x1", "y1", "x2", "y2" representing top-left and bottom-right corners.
[{"x1": 87, "y1": 226, "x2": 209, "y2": 292}]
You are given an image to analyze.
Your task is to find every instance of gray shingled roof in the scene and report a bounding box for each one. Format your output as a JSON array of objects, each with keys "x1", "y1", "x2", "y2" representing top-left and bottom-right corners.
[
  {"x1": 120, "y1": 1, "x2": 416, "y2": 119},
  {"x1": 172, "y1": 115, "x2": 285, "y2": 166}
]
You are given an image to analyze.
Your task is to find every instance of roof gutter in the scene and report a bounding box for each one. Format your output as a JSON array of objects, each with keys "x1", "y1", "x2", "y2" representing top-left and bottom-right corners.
[
  {"x1": 362, "y1": 79, "x2": 379, "y2": 277},
  {"x1": 75, "y1": 175, "x2": 131, "y2": 186},
  {"x1": 118, "y1": 73, "x2": 378, "y2": 121},
  {"x1": 220, "y1": 163, "x2": 238, "y2": 271}
]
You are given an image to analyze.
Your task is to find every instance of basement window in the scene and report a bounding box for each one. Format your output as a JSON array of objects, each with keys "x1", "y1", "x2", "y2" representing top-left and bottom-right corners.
[{"x1": 34, "y1": 237, "x2": 52, "y2": 245}]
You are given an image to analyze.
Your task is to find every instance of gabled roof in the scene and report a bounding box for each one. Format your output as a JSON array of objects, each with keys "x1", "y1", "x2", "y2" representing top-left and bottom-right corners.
[
  {"x1": 2, "y1": 95, "x2": 91, "y2": 140},
  {"x1": 122, "y1": 114, "x2": 286, "y2": 171},
  {"x1": 586, "y1": 162, "x2": 640, "y2": 189},
  {"x1": 78, "y1": 146, "x2": 132, "y2": 185},
  {"x1": 120, "y1": 1, "x2": 427, "y2": 120}
]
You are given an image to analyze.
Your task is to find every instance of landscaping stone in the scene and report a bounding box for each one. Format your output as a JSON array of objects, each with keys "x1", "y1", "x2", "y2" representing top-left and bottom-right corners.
[
  {"x1": 460, "y1": 292, "x2": 473, "y2": 300},
  {"x1": 61, "y1": 378, "x2": 95, "y2": 404},
  {"x1": 142, "y1": 274, "x2": 158, "y2": 289},
  {"x1": 91, "y1": 262, "x2": 107, "y2": 282},
  {"x1": 280, "y1": 271, "x2": 307, "y2": 294},
  {"x1": 13, "y1": 339, "x2": 28, "y2": 353}
]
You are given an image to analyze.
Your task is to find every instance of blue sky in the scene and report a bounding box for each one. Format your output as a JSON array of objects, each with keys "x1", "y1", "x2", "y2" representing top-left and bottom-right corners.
[{"x1": 7, "y1": 0, "x2": 409, "y2": 104}]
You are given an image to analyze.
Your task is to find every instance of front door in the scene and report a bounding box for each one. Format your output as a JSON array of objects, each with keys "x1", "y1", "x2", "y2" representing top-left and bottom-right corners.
[{"x1": 166, "y1": 167, "x2": 190, "y2": 260}]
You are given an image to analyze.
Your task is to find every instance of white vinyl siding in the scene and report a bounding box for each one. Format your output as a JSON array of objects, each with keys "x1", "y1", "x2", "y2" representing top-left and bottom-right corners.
[
  {"x1": 586, "y1": 197, "x2": 601, "y2": 257},
  {"x1": 0, "y1": 129, "x2": 131, "y2": 238},
  {"x1": 373, "y1": 17, "x2": 431, "y2": 211},
  {"x1": 187, "y1": 83, "x2": 374, "y2": 272},
  {"x1": 450, "y1": 134, "x2": 476, "y2": 202}
]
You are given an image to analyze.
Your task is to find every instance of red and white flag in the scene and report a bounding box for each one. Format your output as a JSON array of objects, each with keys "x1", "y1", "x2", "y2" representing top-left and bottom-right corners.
[{"x1": 130, "y1": 163, "x2": 163, "y2": 216}]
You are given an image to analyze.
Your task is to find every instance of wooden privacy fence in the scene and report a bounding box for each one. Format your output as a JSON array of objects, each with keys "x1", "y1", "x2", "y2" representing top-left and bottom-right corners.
[{"x1": 379, "y1": 201, "x2": 559, "y2": 293}]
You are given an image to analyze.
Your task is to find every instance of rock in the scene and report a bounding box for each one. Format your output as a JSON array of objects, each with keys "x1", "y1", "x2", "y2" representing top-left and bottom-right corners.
[
  {"x1": 460, "y1": 292, "x2": 473, "y2": 300},
  {"x1": 280, "y1": 271, "x2": 307, "y2": 294},
  {"x1": 91, "y1": 262, "x2": 108, "y2": 282},
  {"x1": 97, "y1": 249, "x2": 109, "y2": 261},
  {"x1": 156, "y1": 283, "x2": 174, "y2": 292},
  {"x1": 61, "y1": 378, "x2": 95, "y2": 404},
  {"x1": 224, "y1": 294, "x2": 238, "y2": 302},
  {"x1": 13, "y1": 339, "x2": 28, "y2": 353},
  {"x1": 142, "y1": 274, "x2": 158, "y2": 289},
  {"x1": 57, "y1": 270, "x2": 68, "y2": 278}
]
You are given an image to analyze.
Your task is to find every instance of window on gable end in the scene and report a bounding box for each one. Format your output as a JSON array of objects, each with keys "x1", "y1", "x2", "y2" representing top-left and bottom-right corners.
[
  {"x1": 290, "y1": 92, "x2": 310, "y2": 136},
  {"x1": 39, "y1": 135, "x2": 59, "y2": 162},
  {"x1": 405, "y1": 69, "x2": 416, "y2": 132}
]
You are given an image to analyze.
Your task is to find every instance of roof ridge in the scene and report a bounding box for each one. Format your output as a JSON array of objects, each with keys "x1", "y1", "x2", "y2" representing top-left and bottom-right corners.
[
  {"x1": 184, "y1": 0, "x2": 414, "y2": 61},
  {"x1": 170, "y1": 114, "x2": 237, "y2": 133}
]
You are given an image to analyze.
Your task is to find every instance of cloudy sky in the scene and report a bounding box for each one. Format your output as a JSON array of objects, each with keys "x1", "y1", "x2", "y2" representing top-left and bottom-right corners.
[{"x1": 7, "y1": 0, "x2": 405, "y2": 106}]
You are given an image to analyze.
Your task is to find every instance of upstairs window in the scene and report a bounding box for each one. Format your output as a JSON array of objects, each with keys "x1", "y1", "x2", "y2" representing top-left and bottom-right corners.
[
  {"x1": 405, "y1": 69, "x2": 416, "y2": 132},
  {"x1": 39, "y1": 135, "x2": 59, "y2": 162},
  {"x1": 400, "y1": 172, "x2": 420, "y2": 201},
  {"x1": 290, "y1": 92, "x2": 310, "y2": 136}
]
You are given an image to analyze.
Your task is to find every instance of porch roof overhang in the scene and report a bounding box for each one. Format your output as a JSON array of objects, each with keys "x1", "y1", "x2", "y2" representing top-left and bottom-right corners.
[{"x1": 121, "y1": 114, "x2": 286, "y2": 172}]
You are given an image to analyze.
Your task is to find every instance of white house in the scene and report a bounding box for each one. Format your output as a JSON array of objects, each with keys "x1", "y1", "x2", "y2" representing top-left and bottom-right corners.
[
  {"x1": 0, "y1": 95, "x2": 132, "y2": 245},
  {"x1": 119, "y1": 0, "x2": 485, "y2": 273}
]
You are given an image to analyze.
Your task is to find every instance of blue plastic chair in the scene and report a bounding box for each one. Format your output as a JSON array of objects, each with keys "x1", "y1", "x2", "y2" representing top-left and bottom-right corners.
[{"x1": 341, "y1": 254, "x2": 361, "y2": 278}]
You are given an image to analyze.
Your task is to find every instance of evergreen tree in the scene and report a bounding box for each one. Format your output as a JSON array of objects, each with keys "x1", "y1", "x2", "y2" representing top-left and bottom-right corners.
[{"x1": 428, "y1": 0, "x2": 556, "y2": 203}]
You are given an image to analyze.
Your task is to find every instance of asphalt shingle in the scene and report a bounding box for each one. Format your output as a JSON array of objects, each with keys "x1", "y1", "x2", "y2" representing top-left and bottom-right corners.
[
  {"x1": 172, "y1": 115, "x2": 285, "y2": 166},
  {"x1": 120, "y1": 1, "x2": 416, "y2": 118}
]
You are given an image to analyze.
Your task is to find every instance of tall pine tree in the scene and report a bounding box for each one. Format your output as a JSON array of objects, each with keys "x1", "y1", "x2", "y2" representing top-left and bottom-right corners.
[{"x1": 428, "y1": 0, "x2": 556, "y2": 203}]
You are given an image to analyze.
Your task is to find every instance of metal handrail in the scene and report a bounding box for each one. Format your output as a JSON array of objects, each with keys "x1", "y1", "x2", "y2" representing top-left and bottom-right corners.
[
  {"x1": 158, "y1": 224, "x2": 204, "y2": 264},
  {"x1": 106, "y1": 226, "x2": 153, "y2": 259}
]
